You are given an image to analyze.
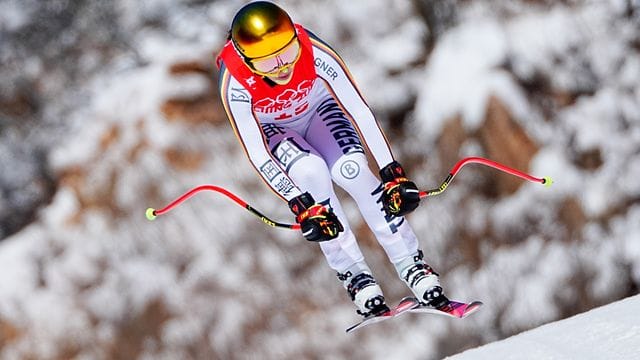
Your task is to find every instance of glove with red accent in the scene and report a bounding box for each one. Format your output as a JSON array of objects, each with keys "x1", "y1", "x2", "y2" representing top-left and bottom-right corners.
[
  {"x1": 379, "y1": 161, "x2": 421, "y2": 217},
  {"x1": 289, "y1": 192, "x2": 344, "y2": 242}
]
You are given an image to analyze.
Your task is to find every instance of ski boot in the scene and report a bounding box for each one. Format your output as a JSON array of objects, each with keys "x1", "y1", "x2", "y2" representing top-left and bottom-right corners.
[
  {"x1": 395, "y1": 250, "x2": 449, "y2": 309},
  {"x1": 338, "y1": 263, "x2": 389, "y2": 318}
]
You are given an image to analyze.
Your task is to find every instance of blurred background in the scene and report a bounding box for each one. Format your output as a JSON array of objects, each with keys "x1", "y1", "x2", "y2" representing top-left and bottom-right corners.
[{"x1": 1, "y1": 0, "x2": 639, "y2": 359}]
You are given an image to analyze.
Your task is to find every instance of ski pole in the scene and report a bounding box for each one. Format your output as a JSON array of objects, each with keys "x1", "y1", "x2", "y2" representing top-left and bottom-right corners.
[
  {"x1": 145, "y1": 185, "x2": 301, "y2": 230},
  {"x1": 145, "y1": 157, "x2": 552, "y2": 229},
  {"x1": 419, "y1": 156, "x2": 553, "y2": 198}
]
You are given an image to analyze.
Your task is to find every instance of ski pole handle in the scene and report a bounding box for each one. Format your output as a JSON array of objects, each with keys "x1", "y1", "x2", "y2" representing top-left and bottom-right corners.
[{"x1": 419, "y1": 156, "x2": 552, "y2": 198}]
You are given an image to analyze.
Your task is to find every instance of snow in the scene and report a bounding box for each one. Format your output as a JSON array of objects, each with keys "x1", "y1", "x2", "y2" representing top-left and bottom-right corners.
[
  {"x1": 448, "y1": 295, "x2": 640, "y2": 360},
  {"x1": 1, "y1": 0, "x2": 639, "y2": 359},
  {"x1": 0, "y1": 0, "x2": 31, "y2": 31},
  {"x1": 414, "y1": 19, "x2": 510, "y2": 142}
]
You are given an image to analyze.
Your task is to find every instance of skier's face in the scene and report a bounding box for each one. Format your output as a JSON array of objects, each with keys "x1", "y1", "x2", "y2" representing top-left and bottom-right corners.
[{"x1": 248, "y1": 37, "x2": 301, "y2": 84}]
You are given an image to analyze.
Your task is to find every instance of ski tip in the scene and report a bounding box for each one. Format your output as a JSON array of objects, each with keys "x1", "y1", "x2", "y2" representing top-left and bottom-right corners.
[
  {"x1": 542, "y1": 176, "x2": 554, "y2": 188},
  {"x1": 460, "y1": 301, "x2": 483, "y2": 318},
  {"x1": 145, "y1": 208, "x2": 157, "y2": 221}
]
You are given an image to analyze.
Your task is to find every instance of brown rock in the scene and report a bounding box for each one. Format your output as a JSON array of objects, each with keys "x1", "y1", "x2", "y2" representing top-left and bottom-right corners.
[
  {"x1": 163, "y1": 147, "x2": 206, "y2": 171},
  {"x1": 161, "y1": 60, "x2": 226, "y2": 126},
  {"x1": 161, "y1": 96, "x2": 224, "y2": 125},
  {"x1": 109, "y1": 298, "x2": 172, "y2": 360},
  {"x1": 478, "y1": 96, "x2": 539, "y2": 196},
  {"x1": 558, "y1": 197, "x2": 588, "y2": 239},
  {"x1": 573, "y1": 147, "x2": 603, "y2": 171},
  {"x1": 437, "y1": 114, "x2": 467, "y2": 170},
  {"x1": 0, "y1": 318, "x2": 21, "y2": 348}
]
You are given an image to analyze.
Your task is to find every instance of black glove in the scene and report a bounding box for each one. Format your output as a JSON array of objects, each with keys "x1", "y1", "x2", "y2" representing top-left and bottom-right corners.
[
  {"x1": 379, "y1": 161, "x2": 421, "y2": 217},
  {"x1": 289, "y1": 192, "x2": 344, "y2": 242}
]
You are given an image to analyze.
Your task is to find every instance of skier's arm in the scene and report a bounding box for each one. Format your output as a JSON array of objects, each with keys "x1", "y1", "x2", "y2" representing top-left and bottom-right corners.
[
  {"x1": 308, "y1": 33, "x2": 395, "y2": 169},
  {"x1": 218, "y1": 65, "x2": 303, "y2": 202}
]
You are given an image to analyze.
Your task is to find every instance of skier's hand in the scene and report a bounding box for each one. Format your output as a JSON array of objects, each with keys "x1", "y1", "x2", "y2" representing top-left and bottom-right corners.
[
  {"x1": 289, "y1": 192, "x2": 344, "y2": 242},
  {"x1": 379, "y1": 161, "x2": 421, "y2": 217}
]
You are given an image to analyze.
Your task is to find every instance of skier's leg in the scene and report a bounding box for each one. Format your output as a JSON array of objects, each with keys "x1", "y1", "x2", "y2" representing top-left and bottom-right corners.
[
  {"x1": 263, "y1": 123, "x2": 388, "y2": 316},
  {"x1": 305, "y1": 97, "x2": 419, "y2": 262},
  {"x1": 305, "y1": 98, "x2": 448, "y2": 308},
  {"x1": 330, "y1": 152, "x2": 448, "y2": 307}
]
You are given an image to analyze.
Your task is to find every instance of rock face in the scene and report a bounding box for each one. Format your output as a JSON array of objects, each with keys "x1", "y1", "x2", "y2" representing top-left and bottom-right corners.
[
  {"x1": 161, "y1": 61, "x2": 226, "y2": 127},
  {"x1": 1, "y1": 1, "x2": 639, "y2": 360},
  {"x1": 0, "y1": 139, "x2": 56, "y2": 239},
  {"x1": 436, "y1": 96, "x2": 539, "y2": 198},
  {"x1": 478, "y1": 96, "x2": 539, "y2": 197},
  {"x1": 0, "y1": 1, "x2": 128, "y2": 239}
]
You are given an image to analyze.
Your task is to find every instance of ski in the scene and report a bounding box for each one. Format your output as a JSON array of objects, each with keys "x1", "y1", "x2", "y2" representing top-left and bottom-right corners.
[
  {"x1": 409, "y1": 298, "x2": 483, "y2": 319},
  {"x1": 346, "y1": 297, "x2": 420, "y2": 333}
]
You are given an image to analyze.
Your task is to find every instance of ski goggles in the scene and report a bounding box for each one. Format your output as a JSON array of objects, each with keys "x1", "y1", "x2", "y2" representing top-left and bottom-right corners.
[{"x1": 248, "y1": 37, "x2": 301, "y2": 77}]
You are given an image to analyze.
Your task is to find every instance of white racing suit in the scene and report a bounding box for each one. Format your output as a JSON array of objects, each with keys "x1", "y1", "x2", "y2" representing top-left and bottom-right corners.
[{"x1": 217, "y1": 25, "x2": 422, "y2": 286}]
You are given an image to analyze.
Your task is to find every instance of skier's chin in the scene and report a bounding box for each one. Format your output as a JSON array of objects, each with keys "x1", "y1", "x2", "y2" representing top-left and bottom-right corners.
[{"x1": 268, "y1": 71, "x2": 294, "y2": 85}]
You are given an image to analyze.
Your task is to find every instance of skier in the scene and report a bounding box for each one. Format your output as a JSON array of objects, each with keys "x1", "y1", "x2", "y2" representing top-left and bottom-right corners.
[{"x1": 216, "y1": 1, "x2": 449, "y2": 318}]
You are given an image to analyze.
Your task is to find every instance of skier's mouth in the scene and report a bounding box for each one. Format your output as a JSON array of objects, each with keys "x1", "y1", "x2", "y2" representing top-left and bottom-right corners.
[
  {"x1": 277, "y1": 71, "x2": 292, "y2": 80},
  {"x1": 270, "y1": 66, "x2": 294, "y2": 84}
]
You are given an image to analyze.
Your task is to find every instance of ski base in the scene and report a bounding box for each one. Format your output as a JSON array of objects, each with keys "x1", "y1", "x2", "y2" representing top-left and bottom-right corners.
[{"x1": 345, "y1": 297, "x2": 420, "y2": 333}]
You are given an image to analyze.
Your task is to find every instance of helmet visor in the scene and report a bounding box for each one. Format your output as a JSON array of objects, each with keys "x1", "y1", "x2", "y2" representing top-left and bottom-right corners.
[{"x1": 249, "y1": 38, "x2": 301, "y2": 76}]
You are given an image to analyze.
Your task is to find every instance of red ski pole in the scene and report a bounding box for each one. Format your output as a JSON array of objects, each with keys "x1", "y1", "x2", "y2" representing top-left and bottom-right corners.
[
  {"x1": 419, "y1": 156, "x2": 553, "y2": 198},
  {"x1": 145, "y1": 157, "x2": 552, "y2": 229},
  {"x1": 145, "y1": 185, "x2": 301, "y2": 230}
]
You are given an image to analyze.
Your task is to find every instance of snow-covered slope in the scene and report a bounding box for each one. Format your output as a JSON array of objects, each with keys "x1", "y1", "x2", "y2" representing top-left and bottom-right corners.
[
  {"x1": 448, "y1": 295, "x2": 640, "y2": 360},
  {"x1": 1, "y1": 1, "x2": 639, "y2": 359}
]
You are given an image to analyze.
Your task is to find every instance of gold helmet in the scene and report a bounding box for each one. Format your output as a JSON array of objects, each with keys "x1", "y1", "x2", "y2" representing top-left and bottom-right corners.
[{"x1": 231, "y1": 1, "x2": 296, "y2": 59}]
